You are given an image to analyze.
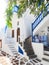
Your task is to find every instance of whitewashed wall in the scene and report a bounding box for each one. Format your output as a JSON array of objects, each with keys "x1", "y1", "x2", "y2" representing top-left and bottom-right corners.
[
  {"x1": 32, "y1": 42, "x2": 44, "y2": 59},
  {"x1": 0, "y1": 8, "x2": 35, "y2": 54},
  {"x1": 12, "y1": 9, "x2": 35, "y2": 42}
]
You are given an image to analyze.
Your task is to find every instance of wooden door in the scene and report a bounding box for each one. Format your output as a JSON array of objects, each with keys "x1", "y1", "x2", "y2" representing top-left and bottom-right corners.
[
  {"x1": 17, "y1": 28, "x2": 20, "y2": 42},
  {"x1": 0, "y1": 40, "x2": 2, "y2": 48},
  {"x1": 12, "y1": 30, "x2": 14, "y2": 38}
]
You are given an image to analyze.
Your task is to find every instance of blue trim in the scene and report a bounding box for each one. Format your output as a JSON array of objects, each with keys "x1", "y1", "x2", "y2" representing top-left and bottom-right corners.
[
  {"x1": 32, "y1": 3, "x2": 49, "y2": 42},
  {"x1": 18, "y1": 46, "x2": 24, "y2": 55},
  {"x1": 32, "y1": 3, "x2": 49, "y2": 31},
  {"x1": 4, "y1": 25, "x2": 8, "y2": 33}
]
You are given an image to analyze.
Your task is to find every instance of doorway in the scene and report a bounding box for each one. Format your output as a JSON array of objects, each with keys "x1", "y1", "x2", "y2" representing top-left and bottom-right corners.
[
  {"x1": 12, "y1": 30, "x2": 14, "y2": 38},
  {"x1": 17, "y1": 28, "x2": 20, "y2": 42},
  {"x1": 0, "y1": 40, "x2": 2, "y2": 48}
]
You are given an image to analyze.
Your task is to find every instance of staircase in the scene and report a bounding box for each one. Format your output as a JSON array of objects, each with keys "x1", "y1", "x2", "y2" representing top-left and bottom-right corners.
[
  {"x1": 24, "y1": 37, "x2": 43, "y2": 65},
  {"x1": 5, "y1": 36, "x2": 29, "y2": 60},
  {"x1": 24, "y1": 36, "x2": 37, "y2": 59},
  {"x1": 43, "y1": 50, "x2": 49, "y2": 62},
  {"x1": 6, "y1": 38, "x2": 18, "y2": 56},
  {"x1": 8, "y1": 43, "x2": 17, "y2": 55},
  {"x1": 32, "y1": 3, "x2": 49, "y2": 62}
]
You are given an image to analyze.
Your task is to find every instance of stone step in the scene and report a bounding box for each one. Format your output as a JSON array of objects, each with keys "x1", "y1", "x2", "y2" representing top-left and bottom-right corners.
[
  {"x1": 44, "y1": 53, "x2": 49, "y2": 56},
  {"x1": 8, "y1": 45, "x2": 15, "y2": 47},
  {"x1": 9, "y1": 48, "x2": 16, "y2": 50},
  {"x1": 44, "y1": 51, "x2": 49, "y2": 55},
  {"x1": 43, "y1": 55, "x2": 49, "y2": 59},
  {"x1": 30, "y1": 59, "x2": 40, "y2": 65},
  {"x1": 42, "y1": 58, "x2": 49, "y2": 62},
  {"x1": 11, "y1": 50, "x2": 17, "y2": 53},
  {"x1": 35, "y1": 58, "x2": 41, "y2": 62}
]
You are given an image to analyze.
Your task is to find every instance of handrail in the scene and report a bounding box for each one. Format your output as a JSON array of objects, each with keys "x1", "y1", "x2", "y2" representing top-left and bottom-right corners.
[{"x1": 32, "y1": 3, "x2": 49, "y2": 31}]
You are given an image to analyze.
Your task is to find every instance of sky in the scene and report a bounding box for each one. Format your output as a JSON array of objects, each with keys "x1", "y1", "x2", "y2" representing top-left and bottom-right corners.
[{"x1": 0, "y1": 0, "x2": 7, "y2": 31}]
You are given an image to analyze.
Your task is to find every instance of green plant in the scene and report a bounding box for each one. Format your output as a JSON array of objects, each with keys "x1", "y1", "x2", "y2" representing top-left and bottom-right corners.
[
  {"x1": 6, "y1": 0, "x2": 17, "y2": 28},
  {"x1": 17, "y1": 0, "x2": 48, "y2": 17},
  {"x1": 6, "y1": 0, "x2": 49, "y2": 28}
]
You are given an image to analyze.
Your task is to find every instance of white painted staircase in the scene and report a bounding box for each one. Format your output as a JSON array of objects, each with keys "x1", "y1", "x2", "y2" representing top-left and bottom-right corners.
[
  {"x1": 43, "y1": 51, "x2": 49, "y2": 62},
  {"x1": 5, "y1": 37, "x2": 29, "y2": 60},
  {"x1": 7, "y1": 41, "x2": 17, "y2": 55}
]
